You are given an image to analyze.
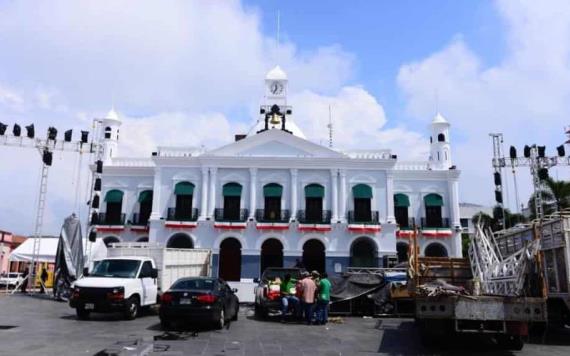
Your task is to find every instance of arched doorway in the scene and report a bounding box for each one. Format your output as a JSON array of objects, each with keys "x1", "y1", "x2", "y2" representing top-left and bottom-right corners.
[
  {"x1": 219, "y1": 238, "x2": 242, "y2": 281},
  {"x1": 396, "y1": 242, "x2": 409, "y2": 263},
  {"x1": 136, "y1": 236, "x2": 149, "y2": 243},
  {"x1": 103, "y1": 236, "x2": 120, "y2": 247},
  {"x1": 260, "y1": 239, "x2": 283, "y2": 275},
  {"x1": 302, "y1": 239, "x2": 325, "y2": 273},
  {"x1": 167, "y1": 233, "x2": 194, "y2": 249},
  {"x1": 350, "y1": 237, "x2": 377, "y2": 267},
  {"x1": 424, "y1": 243, "x2": 448, "y2": 257}
]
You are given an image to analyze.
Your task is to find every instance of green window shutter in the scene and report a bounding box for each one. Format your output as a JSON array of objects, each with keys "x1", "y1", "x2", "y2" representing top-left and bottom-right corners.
[
  {"x1": 138, "y1": 190, "x2": 153, "y2": 203},
  {"x1": 394, "y1": 193, "x2": 410, "y2": 207},
  {"x1": 263, "y1": 183, "x2": 283, "y2": 197},
  {"x1": 352, "y1": 184, "x2": 373, "y2": 199},
  {"x1": 305, "y1": 184, "x2": 324, "y2": 198},
  {"x1": 424, "y1": 193, "x2": 444, "y2": 207},
  {"x1": 174, "y1": 181, "x2": 194, "y2": 196},
  {"x1": 223, "y1": 182, "x2": 242, "y2": 197},
  {"x1": 104, "y1": 190, "x2": 124, "y2": 203}
]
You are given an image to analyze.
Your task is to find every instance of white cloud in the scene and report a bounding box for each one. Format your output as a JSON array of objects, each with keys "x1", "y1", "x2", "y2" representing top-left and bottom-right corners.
[{"x1": 397, "y1": 0, "x2": 570, "y2": 209}]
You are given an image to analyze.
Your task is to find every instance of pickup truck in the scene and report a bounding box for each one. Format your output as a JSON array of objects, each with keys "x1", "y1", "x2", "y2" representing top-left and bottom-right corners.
[
  {"x1": 253, "y1": 267, "x2": 302, "y2": 318},
  {"x1": 70, "y1": 256, "x2": 159, "y2": 320}
]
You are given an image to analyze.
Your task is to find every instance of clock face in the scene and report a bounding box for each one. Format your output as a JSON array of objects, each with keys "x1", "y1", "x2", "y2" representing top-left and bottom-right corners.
[{"x1": 270, "y1": 81, "x2": 284, "y2": 95}]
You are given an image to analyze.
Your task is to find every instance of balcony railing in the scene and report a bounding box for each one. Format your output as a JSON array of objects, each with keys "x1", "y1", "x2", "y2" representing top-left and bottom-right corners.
[
  {"x1": 255, "y1": 209, "x2": 290, "y2": 223},
  {"x1": 214, "y1": 208, "x2": 249, "y2": 222},
  {"x1": 396, "y1": 217, "x2": 416, "y2": 229},
  {"x1": 421, "y1": 217, "x2": 450, "y2": 229},
  {"x1": 297, "y1": 210, "x2": 332, "y2": 224},
  {"x1": 95, "y1": 213, "x2": 126, "y2": 226},
  {"x1": 130, "y1": 213, "x2": 149, "y2": 226},
  {"x1": 347, "y1": 210, "x2": 379, "y2": 225},
  {"x1": 166, "y1": 208, "x2": 199, "y2": 222}
]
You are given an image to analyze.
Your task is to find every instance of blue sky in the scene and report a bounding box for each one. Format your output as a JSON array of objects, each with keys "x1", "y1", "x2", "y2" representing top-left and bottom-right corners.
[{"x1": 0, "y1": 0, "x2": 569, "y2": 234}]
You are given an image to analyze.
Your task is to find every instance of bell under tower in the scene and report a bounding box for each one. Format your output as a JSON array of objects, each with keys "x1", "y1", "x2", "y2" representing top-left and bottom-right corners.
[{"x1": 258, "y1": 65, "x2": 292, "y2": 134}]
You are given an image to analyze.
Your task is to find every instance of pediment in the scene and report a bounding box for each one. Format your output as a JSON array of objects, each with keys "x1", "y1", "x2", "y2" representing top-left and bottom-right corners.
[{"x1": 205, "y1": 129, "x2": 345, "y2": 158}]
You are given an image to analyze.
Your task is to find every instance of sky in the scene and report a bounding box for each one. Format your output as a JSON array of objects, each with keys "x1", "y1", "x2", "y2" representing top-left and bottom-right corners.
[{"x1": 0, "y1": 0, "x2": 569, "y2": 235}]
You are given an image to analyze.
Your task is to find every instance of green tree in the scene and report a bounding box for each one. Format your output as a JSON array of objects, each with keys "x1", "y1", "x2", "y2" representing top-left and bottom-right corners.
[{"x1": 527, "y1": 178, "x2": 570, "y2": 219}]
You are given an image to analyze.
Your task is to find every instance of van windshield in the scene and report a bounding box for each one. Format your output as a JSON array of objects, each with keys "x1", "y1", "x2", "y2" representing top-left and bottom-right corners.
[{"x1": 90, "y1": 259, "x2": 141, "y2": 278}]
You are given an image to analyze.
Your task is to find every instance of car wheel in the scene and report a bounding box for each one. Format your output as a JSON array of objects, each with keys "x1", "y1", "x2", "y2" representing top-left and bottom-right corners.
[
  {"x1": 160, "y1": 318, "x2": 171, "y2": 330},
  {"x1": 216, "y1": 308, "x2": 225, "y2": 330},
  {"x1": 76, "y1": 307, "x2": 90, "y2": 320},
  {"x1": 231, "y1": 306, "x2": 239, "y2": 321},
  {"x1": 254, "y1": 304, "x2": 266, "y2": 320},
  {"x1": 124, "y1": 296, "x2": 139, "y2": 320}
]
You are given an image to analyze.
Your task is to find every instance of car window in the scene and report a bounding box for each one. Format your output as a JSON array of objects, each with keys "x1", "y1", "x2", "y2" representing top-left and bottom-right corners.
[
  {"x1": 90, "y1": 259, "x2": 141, "y2": 278},
  {"x1": 171, "y1": 278, "x2": 216, "y2": 290},
  {"x1": 139, "y1": 261, "x2": 153, "y2": 278}
]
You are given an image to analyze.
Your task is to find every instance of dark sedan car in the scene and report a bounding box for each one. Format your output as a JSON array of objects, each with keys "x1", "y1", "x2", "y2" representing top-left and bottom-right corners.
[{"x1": 159, "y1": 277, "x2": 239, "y2": 329}]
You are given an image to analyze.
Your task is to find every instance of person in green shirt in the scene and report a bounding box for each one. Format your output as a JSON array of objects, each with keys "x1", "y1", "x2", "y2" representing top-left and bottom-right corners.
[
  {"x1": 315, "y1": 272, "x2": 331, "y2": 325},
  {"x1": 280, "y1": 273, "x2": 299, "y2": 322}
]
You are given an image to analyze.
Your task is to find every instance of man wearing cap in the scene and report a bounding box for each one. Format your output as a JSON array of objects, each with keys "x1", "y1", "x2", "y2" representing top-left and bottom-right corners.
[
  {"x1": 280, "y1": 273, "x2": 299, "y2": 322},
  {"x1": 300, "y1": 271, "x2": 317, "y2": 325}
]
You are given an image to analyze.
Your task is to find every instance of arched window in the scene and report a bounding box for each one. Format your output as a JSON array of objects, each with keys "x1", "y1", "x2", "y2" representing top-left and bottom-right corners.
[
  {"x1": 430, "y1": 136, "x2": 433, "y2": 144},
  {"x1": 103, "y1": 236, "x2": 120, "y2": 247},
  {"x1": 303, "y1": 239, "x2": 326, "y2": 273},
  {"x1": 396, "y1": 242, "x2": 409, "y2": 263},
  {"x1": 351, "y1": 184, "x2": 373, "y2": 223},
  {"x1": 423, "y1": 193, "x2": 444, "y2": 228},
  {"x1": 304, "y1": 184, "x2": 325, "y2": 223},
  {"x1": 262, "y1": 183, "x2": 283, "y2": 221},
  {"x1": 172, "y1": 182, "x2": 195, "y2": 221},
  {"x1": 394, "y1": 193, "x2": 411, "y2": 228},
  {"x1": 221, "y1": 182, "x2": 243, "y2": 221},
  {"x1": 350, "y1": 237, "x2": 377, "y2": 267},
  {"x1": 104, "y1": 126, "x2": 112, "y2": 139},
  {"x1": 424, "y1": 243, "x2": 448, "y2": 257},
  {"x1": 136, "y1": 190, "x2": 153, "y2": 225},
  {"x1": 260, "y1": 238, "x2": 283, "y2": 274},
  {"x1": 437, "y1": 133, "x2": 445, "y2": 142},
  {"x1": 104, "y1": 190, "x2": 124, "y2": 225},
  {"x1": 219, "y1": 238, "x2": 241, "y2": 281},
  {"x1": 167, "y1": 233, "x2": 194, "y2": 249}
]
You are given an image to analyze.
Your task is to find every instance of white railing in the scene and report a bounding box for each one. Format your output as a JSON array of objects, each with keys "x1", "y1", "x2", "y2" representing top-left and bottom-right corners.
[
  {"x1": 110, "y1": 157, "x2": 155, "y2": 167},
  {"x1": 344, "y1": 149, "x2": 393, "y2": 160},
  {"x1": 394, "y1": 161, "x2": 431, "y2": 170},
  {"x1": 156, "y1": 146, "x2": 204, "y2": 157}
]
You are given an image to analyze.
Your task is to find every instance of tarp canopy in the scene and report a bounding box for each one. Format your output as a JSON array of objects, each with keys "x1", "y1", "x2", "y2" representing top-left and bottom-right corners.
[
  {"x1": 394, "y1": 193, "x2": 410, "y2": 207},
  {"x1": 9, "y1": 237, "x2": 106, "y2": 263},
  {"x1": 305, "y1": 184, "x2": 324, "y2": 198},
  {"x1": 104, "y1": 189, "x2": 124, "y2": 203},
  {"x1": 54, "y1": 215, "x2": 84, "y2": 300},
  {"x1": 174, "y1": 182, "x2": 194, "y2": 196},
  {"x1": 263, "y1": 183, "x2": 283, "y2": 197},
  {"x1": 138, "y1": 190, "x2": 153, "y2": 203},
  {"x1": 223, "y1": 182, "x2": 242, "y2": 197},
  {"x1": 352, "y1": 184, "x2": 373, "y2": 199},
  {"x1": 424, "y1": 193, "x2": 444, "y2": 207}
]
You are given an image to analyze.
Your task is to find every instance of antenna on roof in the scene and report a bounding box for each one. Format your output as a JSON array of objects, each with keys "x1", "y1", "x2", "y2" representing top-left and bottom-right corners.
[
  {"x1": 276, "y1": 10, "x2": 281, "y2": 60},
  {"x1": 327, "y1": 105, "x2": 333, "y2": 148}
]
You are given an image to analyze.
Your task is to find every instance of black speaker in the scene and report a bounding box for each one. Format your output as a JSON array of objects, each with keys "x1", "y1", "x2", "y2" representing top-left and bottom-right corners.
[
  {"x1": 96, "y1": 160, "x2": 103, "y2": 173},
  {"x1": 42, "y1": 150, "x2": 53, "y2": 166},
  {"x1": 64, "y1": 129, "x2": 72, "y2": 142},
  {"x1": 557, "y1": 145, "x2": 565, "y2": 157},
  {"x1": 538, "y1": 168, "x2": 549, "y2": 180},
  {"x1": 90, "y1": 212, "x2": 98, "y2": 225},
  {"x1": 509, "y1": 146, "x2": 517, "y2": 159},
  {"x1": 524, "y1": 145, "x2": 531, "y2": 158},
  {"x1": 538, "y1": 146, "x2": 546, "y2": 158},
  {"x1": 89, "y1": 230, "x2": 97, "y2": 242},
  {"x1": 80, "y1": 131, "x2": 89, "y2": 143},
  {"x1": 47, "y1": 127, "x2": 57, "y2": 140},
  {"x1": 26, "y1": 124, "x2": 34, "y2": 138},
  {"x1": 12, "y1": 124, "x2": 21, "y2": 137},
  {"x1": 494, "y1": 172, "x2": 502, "y2": 186},
  {"x1": 495, "y1": 190, "x2": 503, "y2": 203},
  {"x1": 0, "y1": 122, "x2": 7, "y2": 135},
  {"x1": 94, "y1": 178, "x2": 101, "y2": 191},
  {"x1": 91, "y1": 195, "x2": 100, "y2": 209}
]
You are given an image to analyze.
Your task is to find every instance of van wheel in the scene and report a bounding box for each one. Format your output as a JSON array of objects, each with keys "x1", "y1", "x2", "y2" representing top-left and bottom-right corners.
[
  {"x1": 216, "y1": 308, "x2": 225, "y2": 329},
  {"x1": 76, "y1": 307, "x2": 90, "y2": 320},
  {"x1": 124, "y1": 296, "x2": 139, "y2": 320}
]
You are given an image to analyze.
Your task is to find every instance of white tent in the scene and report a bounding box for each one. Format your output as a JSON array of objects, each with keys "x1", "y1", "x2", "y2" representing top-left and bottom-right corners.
[{"x1": 9, "y1": 238, "x2": 107, "y2": 264}]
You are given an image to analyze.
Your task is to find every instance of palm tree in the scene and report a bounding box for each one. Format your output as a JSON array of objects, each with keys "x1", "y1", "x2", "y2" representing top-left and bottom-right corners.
[{"x1": 543, "y1": 178, "x2": 570, "y2": 211}]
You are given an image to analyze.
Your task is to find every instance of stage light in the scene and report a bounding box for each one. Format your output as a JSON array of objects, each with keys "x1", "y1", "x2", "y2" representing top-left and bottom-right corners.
[
  {"x1": 94, "y1": 178, "x2": 101, "y2": 191},
  {"x1": 96, "y1": 160, "x2": 103, "y2": 173},
  {"x1": 88, "y1": 230, "x2": 97, "y2": 242},
  {"x1": 538, "y1": 146, "x2": 546, "y2": 158},
  {"x1": 91, "y1": 195, "x2": 99, "y2": 209},
  {"x1": 42, "y1": 150, "x2": 53, "y2": 166},
  {"x1": 538, "y1": 168, "x2": 549, "y2": 180},
  {"x1": 80, "y1": 131, "x2": 89, "y2": 143},
  {"x1": 47, "y1": 127, "x2": 57, "y2": 140},
  {"x1": 0, "y1": 122, "x2": 6, "y2": 135},
  {"x1": 25, "y1": 124, "x2": 35, "y2": 138},
  {"x1": 509, "y1": 146, "x2": 517, "y2": 159},
  {"x1": 494, "y1": 172, "x2": 501, "y2": 186},
  {"x1": 524, "y1": 145, "x2": 531, "y2": 158},
  {"x1": 90, "y1": 212, "x2": 98, "y2": 225},
  {"x1": 12, "y1": 124, "x2": 21, "y2": 137},
  {"x1": 64, "y1": 129, "x2": 72, "y2": 142},
  {"x1": 557, "y1": 145, "x2": 565, "y2": 157},
  {"x1": 495, "y1": 190, "x2": 503, "y2": 203}
]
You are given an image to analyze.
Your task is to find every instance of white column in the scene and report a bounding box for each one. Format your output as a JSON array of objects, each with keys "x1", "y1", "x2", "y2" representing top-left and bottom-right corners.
[
  {"x1": 290, "y1": 169, "x2": 298, "y2": 222},
  {"x1": 386, "y1": 172, "x2": 395, "y2": 223},
  {"x1": 249, "y1": 168, "x2": 257, "y2": 219},
  {"x1": 208, "y1": 167, "x2": 217, "y2": 218},
  {"x1": 448, "y1": 178, "x2": 462, "y2": 256},
  {"x1": 150, "y1": 167, "x2": 162, "y2": 220},
  {"x1": 331, "y1": 169, "x2": 339, "y2": 222},
  {"x1": 339, "y1": 170, "x2": 347, "y2": 222},
  {"x1": 200, "y1": 167, "x2": 208, "y2": 220}
]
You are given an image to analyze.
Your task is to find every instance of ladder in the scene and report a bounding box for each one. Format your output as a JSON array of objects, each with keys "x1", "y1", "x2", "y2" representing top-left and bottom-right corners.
[{"x1": 29, "y1": 161, "x2": 50, "y2": 291}]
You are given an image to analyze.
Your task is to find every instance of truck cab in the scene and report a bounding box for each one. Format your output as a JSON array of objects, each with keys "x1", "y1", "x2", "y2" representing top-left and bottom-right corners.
[{"x1": 69, "y1": 256, "x2": 158, "y2": 320}]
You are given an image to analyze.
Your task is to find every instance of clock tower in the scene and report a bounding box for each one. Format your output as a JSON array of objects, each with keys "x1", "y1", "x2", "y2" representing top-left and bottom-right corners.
[{"x1": 258, "y1": 65, "x2": 292, "y2": 134}]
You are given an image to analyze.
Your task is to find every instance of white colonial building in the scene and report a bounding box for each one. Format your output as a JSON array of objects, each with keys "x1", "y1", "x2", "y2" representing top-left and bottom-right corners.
[{"x1": 92, "y1": 66, "x2": 462, "y2": 281}]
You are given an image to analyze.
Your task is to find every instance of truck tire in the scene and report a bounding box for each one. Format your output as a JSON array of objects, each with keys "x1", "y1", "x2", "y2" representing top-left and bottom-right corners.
[
  {"x1": 216, "y1": 308, "x2": 225, "y2": 330},
  {"x1": 497, "y1": 335, "x2": 524, "y2": 351},
  {"x1": 76, "y1": 307, "x2": 90, "y2": 320},
  {"x1": 254, "y1": 304, "x2": 266, "y2": 320},
  {"x1": 160, "y1": 318, "x2": 171, "y2": 330},
  {"x1": 124, "y1": 296, "x2": 140, "y2": 320}
]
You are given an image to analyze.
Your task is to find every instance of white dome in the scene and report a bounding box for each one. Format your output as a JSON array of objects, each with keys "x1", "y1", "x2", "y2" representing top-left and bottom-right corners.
[
  {"x1": 432, "y1": 112, "x2": 449, "y2": 125},
  {"x1": 266, "y1": 65, "x2": 288, "y2": 81},
  {"x1": 105, "y1": 108, "x2": 120, "y2": 121}
]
